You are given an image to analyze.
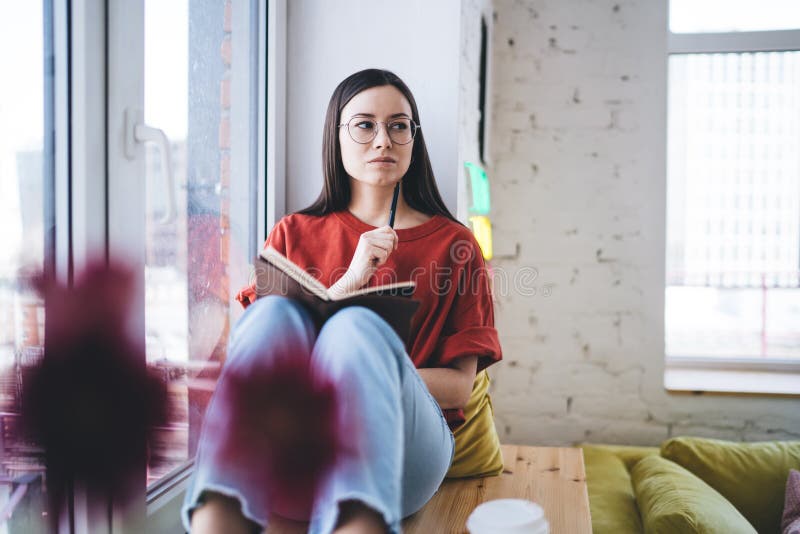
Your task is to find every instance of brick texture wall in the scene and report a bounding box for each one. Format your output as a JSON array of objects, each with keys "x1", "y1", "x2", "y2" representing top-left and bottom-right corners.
[{"x1": 470, "y1": 0, "x2": 800, "y2": 446}]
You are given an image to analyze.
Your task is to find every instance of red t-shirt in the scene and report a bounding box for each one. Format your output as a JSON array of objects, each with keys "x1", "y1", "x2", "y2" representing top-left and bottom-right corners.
[{"x1": 236, "y1": 210, "x2": 502, "y2": 428}]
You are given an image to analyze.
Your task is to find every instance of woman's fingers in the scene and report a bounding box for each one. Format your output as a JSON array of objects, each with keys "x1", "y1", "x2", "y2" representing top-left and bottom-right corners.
[
  {"x1": 369, "y1": 226, "x2": 398, "y2": 243},
  {"x1": 365, "y1": 236, "x2": 395, "y2": 253},
  {"x1": 364, "y1": 227, "x2": 398, "y2": 251},
  {"x1": 352, "y1": 226, "x2": 399, "y2": 279},
  {"x1": 369, "y1": 244, "x2": 390, "y2": 265}
]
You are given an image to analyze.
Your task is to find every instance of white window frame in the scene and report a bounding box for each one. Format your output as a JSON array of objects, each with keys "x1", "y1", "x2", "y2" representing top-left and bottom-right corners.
[
  {"x1": 265, "y1": 0, "x2": 287, "y2": 236},
  {"x1": 68, "y1": 0, "x2": 108, "y2": 280},
  {"x1": 665, "y1": 24, "x2": 800, "y2": 393},
  {"x1": 66, "y1": 0, "x2": 116, "y2": 531},
  {"x1": 55, "y1": 0, "x2": 284, "y2": 531},
  {"x1": 669, "y1": 28, "x2": 800, "y2": 54}
]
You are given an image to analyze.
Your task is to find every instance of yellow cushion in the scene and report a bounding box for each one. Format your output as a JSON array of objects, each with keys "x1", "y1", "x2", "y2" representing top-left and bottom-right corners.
[
  {"x1": 632, "y1": 455, "x2": 757, "y2": 534},
  {"x1": 585, "y1": 443, "x2": 660, "y2": 472},
  {"x1": 445, "y1": 370, "x2": 503, "y2": 478},
  {"x1": 581, "y1": 446, "x2": 645, "y2": 534},
  {"x1": 661, "y1": 437, "x2": 800, "y2": 533}
]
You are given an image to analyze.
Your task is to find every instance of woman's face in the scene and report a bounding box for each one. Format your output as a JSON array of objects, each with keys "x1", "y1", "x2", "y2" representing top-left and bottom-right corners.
[{"x1": 338, "y1": 85, "x2": 414, "y2": 187}]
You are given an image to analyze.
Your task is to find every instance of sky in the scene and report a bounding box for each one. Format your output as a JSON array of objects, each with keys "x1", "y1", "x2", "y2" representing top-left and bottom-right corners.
[
  {"x1": 0, "y1": 2, "x2": 43, "y2": 272},
  {"x1": 670, "y1": 0, "x2": 800, "y2": 33},
  {"x1": 0, "y1": 1, "x2": 188, "y2": 274}
]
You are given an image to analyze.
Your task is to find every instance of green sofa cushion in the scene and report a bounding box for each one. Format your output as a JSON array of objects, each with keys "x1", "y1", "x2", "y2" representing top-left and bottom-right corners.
[
  {"x1": 582, "y1": 446, "x2": 646, "y2": 534},
  {"x1": 632, "y1": 455, "x2": 757, "y2": 534},
  {"x1": 586, "y1": 444, "x2": 660, "y2": 472},
  {"x1": 661, "y1": 437, "x2": 800, "y2": 533}
]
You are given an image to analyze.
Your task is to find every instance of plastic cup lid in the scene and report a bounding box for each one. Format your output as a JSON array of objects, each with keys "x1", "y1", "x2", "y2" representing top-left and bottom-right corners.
[{"x1": 466, "y1": 499, "x2": 548, "y2": 534}]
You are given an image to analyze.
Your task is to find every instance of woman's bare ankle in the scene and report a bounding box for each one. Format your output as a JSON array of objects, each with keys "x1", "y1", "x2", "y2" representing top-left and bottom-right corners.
[
  {"x1": 190, "y1": 491, "x2": 260, "y2": 534},
  {"x1": 332, "y1": 500, "x2": 388, "y2": 534}
]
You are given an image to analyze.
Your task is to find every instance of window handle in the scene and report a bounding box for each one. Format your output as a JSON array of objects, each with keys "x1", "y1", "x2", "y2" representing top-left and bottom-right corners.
[{"x1": 124, "y1": 108, "x2": 177, "y2": 224}]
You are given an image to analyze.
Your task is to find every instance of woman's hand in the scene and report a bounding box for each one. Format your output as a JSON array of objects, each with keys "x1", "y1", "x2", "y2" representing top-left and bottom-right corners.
[{"x1": 330, "y1": 226, "x2": 398, "y2": 296}]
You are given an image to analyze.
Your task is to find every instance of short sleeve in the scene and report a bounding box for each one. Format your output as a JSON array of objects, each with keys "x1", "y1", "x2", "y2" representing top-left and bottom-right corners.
[
  {"x1": 234, "y1": 219, "x2": 288, "y2": 309},
  {"x1": 434, "y1": 236, "x2": 502, "y2": 373}
]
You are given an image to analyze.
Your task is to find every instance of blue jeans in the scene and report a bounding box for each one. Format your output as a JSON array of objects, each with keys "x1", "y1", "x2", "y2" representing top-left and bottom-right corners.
[{"x1": 181, "y1": 296, "x2": 455, "y2": 533}]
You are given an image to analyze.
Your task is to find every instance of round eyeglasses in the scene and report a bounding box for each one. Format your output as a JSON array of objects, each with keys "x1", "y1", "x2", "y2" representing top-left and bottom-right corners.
[{"x1": 338, "y1": 116, "x2": 420, "y2": 145}]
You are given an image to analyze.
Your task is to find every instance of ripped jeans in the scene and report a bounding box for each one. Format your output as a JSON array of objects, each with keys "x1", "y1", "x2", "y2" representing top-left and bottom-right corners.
[{"x1": 181, "y1": 296, "x2": 455, "y2": 533}]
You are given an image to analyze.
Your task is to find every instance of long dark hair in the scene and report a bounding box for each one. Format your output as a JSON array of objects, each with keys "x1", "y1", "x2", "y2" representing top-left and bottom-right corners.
[{"x1": 297, "y1": 68, "x2": 458, "y2": 222}]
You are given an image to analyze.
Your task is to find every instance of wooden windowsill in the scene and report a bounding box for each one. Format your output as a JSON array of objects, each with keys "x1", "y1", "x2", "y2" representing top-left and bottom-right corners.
[{"x1": 665, "y1": 366, "x2": 800, "y2": 397}]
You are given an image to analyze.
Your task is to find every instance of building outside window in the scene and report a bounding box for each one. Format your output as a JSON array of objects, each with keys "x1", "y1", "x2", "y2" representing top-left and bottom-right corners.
[
  {"x1": 666, "y1": 1, "x2": 800, "y2": 369},
  {"x1": 0, "y1": 2, "x2": 52, "y2": 531}
]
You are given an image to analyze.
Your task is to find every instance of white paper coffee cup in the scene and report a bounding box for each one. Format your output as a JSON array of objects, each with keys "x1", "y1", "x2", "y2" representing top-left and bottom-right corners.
[{"x1": 466, "y1": 498, "x2": 549, "y2": 534}]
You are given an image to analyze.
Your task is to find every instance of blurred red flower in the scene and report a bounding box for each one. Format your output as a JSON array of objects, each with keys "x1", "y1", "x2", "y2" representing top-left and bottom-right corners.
[
  {"x1": 19, "y1": 262, "x2": 167, "y2": 524},
  {"x1": 212, "y1": 353, "x2": 343, "y2": 521}
]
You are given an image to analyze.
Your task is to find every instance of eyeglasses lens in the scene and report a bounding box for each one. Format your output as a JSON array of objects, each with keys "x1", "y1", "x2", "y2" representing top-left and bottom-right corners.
[{"x1": 348, "y1": 118, "x2": 415, "y2": 144}]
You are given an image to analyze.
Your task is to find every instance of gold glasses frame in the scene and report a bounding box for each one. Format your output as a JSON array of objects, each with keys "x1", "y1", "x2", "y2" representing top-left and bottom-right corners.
[{"x1": 338, "y1": 115, "x2": 421, "y2": 145}]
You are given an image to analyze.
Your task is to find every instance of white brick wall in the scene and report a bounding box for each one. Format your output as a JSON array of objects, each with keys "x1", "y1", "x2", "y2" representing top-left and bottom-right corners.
[{"x1": 471, "y1": 0, "x2": 800, "y2": 446}]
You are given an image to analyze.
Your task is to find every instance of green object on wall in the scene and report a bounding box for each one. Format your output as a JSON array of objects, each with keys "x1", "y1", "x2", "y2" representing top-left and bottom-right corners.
[{"x1": 465, "y1": 162, "x2": 491, "y2": 215}]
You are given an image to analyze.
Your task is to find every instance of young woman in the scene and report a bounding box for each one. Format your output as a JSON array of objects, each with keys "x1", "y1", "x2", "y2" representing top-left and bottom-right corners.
[{"x1": 183, "y1": 69, "x2": 503, "y2": 534}]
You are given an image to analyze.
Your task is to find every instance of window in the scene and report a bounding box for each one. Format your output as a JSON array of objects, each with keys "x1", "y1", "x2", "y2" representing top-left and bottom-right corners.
[
  {"x1": 129, "y1": 3, "x2": 267, "y2": 528},
  {"x1": 0, "y1": 1, "x2": 54, "y2": 530},
  {"x1": 0, "y1": 0, "x2": 272, "y2": 529},
  {"x1": 666, "y1": 1, "x2": 800, "y2": 393},
  {"x1": 141, "y1": 0, "x2": 263, "y2": 494}
]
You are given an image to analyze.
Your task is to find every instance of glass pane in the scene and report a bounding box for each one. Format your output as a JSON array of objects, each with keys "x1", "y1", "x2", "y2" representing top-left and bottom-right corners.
[
  {"x1": 0, "y1": 1, "x2": 51, "y2": 530},
  {"x1": 144, "y1": 0, "x2": 258, "y2": 487},
  {"x1": 670, "y1": 0, "x2": 800, "y2": 33},
  {"x1": 666, "y1": 52, "x2": 800, "y2": 358}
]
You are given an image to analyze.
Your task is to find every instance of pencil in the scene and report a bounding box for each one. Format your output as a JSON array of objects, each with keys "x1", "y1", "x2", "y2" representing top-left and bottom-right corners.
[{"x1": 388, "y1": 182, "x2": 400, "y2": 228}]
